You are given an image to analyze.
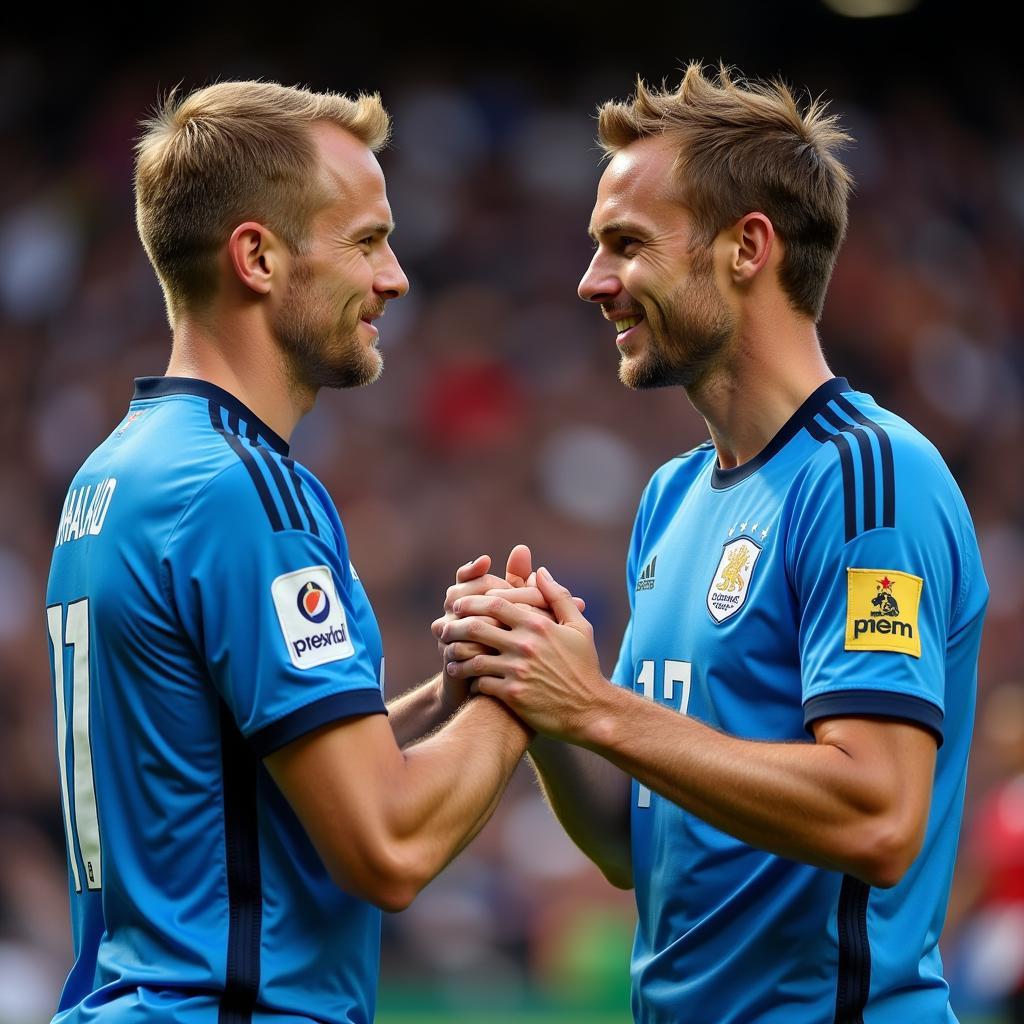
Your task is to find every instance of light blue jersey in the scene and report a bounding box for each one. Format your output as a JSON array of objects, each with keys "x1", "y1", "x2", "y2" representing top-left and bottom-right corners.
[
  {"x1": 44, "y1": 377, "x2": 388, "y2": 1024},
  {"x1": 611, "y1": 377, "x2": 988, "y2": 1024}
]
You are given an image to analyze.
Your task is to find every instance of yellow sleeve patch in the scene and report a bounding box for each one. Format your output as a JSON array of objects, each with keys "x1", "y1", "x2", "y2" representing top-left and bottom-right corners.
[{"x1": 845, "y1": 568, "x2": 923, "y2": 658}]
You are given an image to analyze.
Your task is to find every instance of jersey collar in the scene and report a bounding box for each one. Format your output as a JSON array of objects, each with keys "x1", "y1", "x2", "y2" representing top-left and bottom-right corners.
[
  {"x1": 132, "y1": 376, "x2": 291, "y2": 456},
  {"x1": 710, "y1": 376, "x2": 852, "y2": 490}
]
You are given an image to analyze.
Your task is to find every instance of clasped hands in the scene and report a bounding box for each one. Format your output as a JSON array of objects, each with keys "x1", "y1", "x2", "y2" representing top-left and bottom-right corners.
[{"x1": 429, "y1": 544, "x2": 609, "y2": 743}]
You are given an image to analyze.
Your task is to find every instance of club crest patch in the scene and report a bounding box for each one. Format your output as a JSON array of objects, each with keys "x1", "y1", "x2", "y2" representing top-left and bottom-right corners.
[
  {"x1": 707, "y1": 537, "x2": 762, "y2": 623},
  {"x1": 845, "y1": 568, "x2": 923, "y2": 658},
  {"x1": 271, "y1": 565, "x2": 354, "y2": 669}
]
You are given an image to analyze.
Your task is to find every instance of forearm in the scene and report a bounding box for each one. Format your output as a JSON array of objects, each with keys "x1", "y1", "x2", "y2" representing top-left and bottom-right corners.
[
  {"x1": 528, "y1": 735, "x2": 632, "y2": 888},
  {"x1": 387, "y1": 672, "x2": 450, "y2": 747},
  {"x1": 579, "y1": 684, "x2": 925, "y2": 887},
  {"x1": 391, "y1": 696, "x2": 530, "y2": 888}
]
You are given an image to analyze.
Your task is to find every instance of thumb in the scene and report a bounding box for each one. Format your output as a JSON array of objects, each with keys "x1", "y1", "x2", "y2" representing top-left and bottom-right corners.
[
  {"x1": 505, "y1": 544, "x2": 533, "y2": 588},
  {"x1": 536, "y1": 566, "x2": 584, "y2": 625},
  {"x1": 456, "y1": 554, "x2": 491, "y2": 584}
]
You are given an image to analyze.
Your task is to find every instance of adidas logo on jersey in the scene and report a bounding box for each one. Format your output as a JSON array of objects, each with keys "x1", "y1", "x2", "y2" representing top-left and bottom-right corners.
[{"x1": 637, "y1": 556, "x2": 657, "y2": 591}]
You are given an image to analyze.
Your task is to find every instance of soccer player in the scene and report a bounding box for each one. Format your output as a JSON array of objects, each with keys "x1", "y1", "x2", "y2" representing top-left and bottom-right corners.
[
  {"x1": 43, "y1": 82, "x2": 532, "y2": 1024},
  {"x1": 442, "y1": 65, "x2": 989, "y2": 1023}
]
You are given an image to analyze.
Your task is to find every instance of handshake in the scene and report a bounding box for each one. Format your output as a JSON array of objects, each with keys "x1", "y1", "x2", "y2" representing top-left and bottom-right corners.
[{"x1": 429, "y1": 544, "x2": 605, "y2": 743}]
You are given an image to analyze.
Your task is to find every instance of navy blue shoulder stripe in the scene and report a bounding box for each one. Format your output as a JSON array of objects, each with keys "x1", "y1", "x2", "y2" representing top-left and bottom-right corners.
[
  {"x1": 210, "y1": 401, "x2": 285, "y2": 532},
  {"x1": 253, "y1": 446, "x2": 304, "y2": 531},
  {"x1": 806, "y1": 399, "x2": 895, "y2": 542},
  {"x1": 282, "y1": 457, "x2": 320, "y2": 538},
  {"x1": 820, "y1": 406, "x2": 877, "y2": 534},
  {"x1": 806, "y1": 418, "x2": 857, "y2": 542},
  {"x1": 209, "y1": 401, "x2": 321, "y2": 535},
  {"x1": 834, "y1": 395, "x2": 895, "y2": 530}
]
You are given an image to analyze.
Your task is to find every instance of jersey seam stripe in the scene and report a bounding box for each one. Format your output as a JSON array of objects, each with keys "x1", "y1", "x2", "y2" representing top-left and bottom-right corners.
[
  {"x1": 218, "y1": 700, "x2": 262, "y2": 1024},
  {"x1": 821, "y1": 405, "x2": 877, "y2": 533},
  {"x1": 806, "y1": 418, "x2": 856, "y2": 542},
  {"x1": 209, "y1": 401, "x2": 285, "y2": 532},
  {"x1": 833, "y1": 395, "x2": 895, "y2": 529},
  {"x1": 833, "y1": 874, "x2": 871, "y2": 1023},
  {"x1": 282, "y1": 457, "x2": 320, "y2": 537},
  {"x1": 252, "y1": 445, "x2": 304, "y2": 531}
]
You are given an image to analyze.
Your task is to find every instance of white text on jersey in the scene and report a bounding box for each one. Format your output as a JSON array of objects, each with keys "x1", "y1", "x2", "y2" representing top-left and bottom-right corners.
[{"x1": 54, "y1": 478, "x2": 117, "y2": 548}]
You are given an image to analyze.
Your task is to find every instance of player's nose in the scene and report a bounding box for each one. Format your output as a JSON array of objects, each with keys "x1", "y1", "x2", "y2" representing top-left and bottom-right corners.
[
  {"x1": 375, "y1": 243, "x2": 409, "y2": 299},
  {"x1": 578, "y1": 252, "x2": 621, "y2": 304}
]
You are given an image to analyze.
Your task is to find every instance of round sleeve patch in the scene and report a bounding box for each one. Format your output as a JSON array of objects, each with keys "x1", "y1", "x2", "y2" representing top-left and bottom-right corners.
[{"x1": 271, "y1": 565, "x2": 355, "y2": 668}]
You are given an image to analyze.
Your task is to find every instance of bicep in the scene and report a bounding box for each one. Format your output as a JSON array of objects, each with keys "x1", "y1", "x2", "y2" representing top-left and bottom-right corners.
[
  {"x1": 264, "y1": 712, "x2": 401, "y2": 889},
  {"x1": 811, "y1": 714, "x2": 937, "y2": 831}
]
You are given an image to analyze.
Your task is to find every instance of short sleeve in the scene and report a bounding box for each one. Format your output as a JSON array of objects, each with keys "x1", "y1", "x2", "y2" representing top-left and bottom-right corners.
[
  {"x1": 786, "y1": 436, "x2": 967, "y2": 746},
  {"x1": 161, "y1": 461, "x2": 386, "y2": 756}
]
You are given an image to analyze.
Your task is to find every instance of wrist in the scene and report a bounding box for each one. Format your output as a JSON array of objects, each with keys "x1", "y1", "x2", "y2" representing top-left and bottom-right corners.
[{"x1": 574, "y1": 679, "x2": 628, "y2": 752}]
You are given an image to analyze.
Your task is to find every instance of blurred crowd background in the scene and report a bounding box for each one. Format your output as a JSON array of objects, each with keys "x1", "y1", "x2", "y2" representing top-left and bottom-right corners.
[{"x1": 2, "y1": 5, "x2": 1022, "y2": 1022}]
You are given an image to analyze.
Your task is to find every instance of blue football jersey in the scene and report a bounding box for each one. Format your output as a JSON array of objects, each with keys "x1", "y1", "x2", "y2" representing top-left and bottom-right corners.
[
  {"x1": 611, "y1": 377, "x2": 988, "y2": 1024},
  {"x1": 44, "y1": 377, "x2": 389, "y2": 1024}
]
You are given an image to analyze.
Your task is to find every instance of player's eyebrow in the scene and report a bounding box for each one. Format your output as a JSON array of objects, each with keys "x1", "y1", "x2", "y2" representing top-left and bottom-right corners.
[
  {"x1": 352, "y1": 221, "x2": 395, "y2": 239},
  {"x1": 588, "y1": 220, "x2": 648, "y2": 244}
]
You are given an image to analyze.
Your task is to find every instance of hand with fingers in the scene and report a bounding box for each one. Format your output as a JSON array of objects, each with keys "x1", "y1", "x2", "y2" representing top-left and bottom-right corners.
[
  {"x1": 442, "y1": 566, "x2": 606, "y2": 742},
  {"x1": 431, "y1": 545, "x2": 535, "y2": 716}
]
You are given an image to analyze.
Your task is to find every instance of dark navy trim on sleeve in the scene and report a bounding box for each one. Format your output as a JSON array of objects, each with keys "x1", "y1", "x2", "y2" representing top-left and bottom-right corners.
[
  {"x1": 133, "y1": 376, "x2": 289, "y2": 456},
  {"x1": 249, "y1": 689, "x2": 388, "y2": 757},
  {"x1": 804, "y1": 690, "x2": 944, "y2": 746},
  {"x1": 711, "y1": 377, "x2": 851, "y2": 489}
]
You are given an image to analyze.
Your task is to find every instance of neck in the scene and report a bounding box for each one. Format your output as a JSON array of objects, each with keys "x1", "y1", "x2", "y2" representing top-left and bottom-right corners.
[
  {"x1": 165, "y1": 316, "x2": 315, "y2": 443},
  {"x1": 687, "y1": 317, "x2": 832, "y2": 470}
]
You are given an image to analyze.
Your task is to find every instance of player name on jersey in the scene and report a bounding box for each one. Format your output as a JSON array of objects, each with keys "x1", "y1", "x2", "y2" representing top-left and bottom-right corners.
[{"x1": 54, "y1": 478, "x2": 117, "y2": 548}]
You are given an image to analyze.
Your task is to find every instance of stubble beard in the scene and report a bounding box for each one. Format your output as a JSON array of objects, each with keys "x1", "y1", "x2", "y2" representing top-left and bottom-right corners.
[
  {"x1": 274, "y1": 258, "x2": 383, "y2": 393},
  {"x1": 619, "y1": 247, "x2": 736, "y2": 392}
]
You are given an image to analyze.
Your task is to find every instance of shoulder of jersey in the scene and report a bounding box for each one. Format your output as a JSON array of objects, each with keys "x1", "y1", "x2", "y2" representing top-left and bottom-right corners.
[
  {"x1": 800, "y1": 389, "x2": 953, "y2": 541},
  {"x1": 201, "y1": 430, "x2": 325, "y2": 538},
  {"x1": 661, "y1": 439, "x2": 716, "y2": 476},
  {"x1": 639, "y1": 440, "x2": 716, "y2": 507},
  {"x1": 219, "y1": 436, "x2": 323, "y2": 540}
]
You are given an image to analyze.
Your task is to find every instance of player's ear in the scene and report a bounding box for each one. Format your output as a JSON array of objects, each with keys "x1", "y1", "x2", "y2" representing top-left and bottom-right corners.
[
  {"x1": 729, "y1": 213, "x2": 774, "y2": 285},
  {"x1": 226, "y1": 221, "x2": 281, "y2": 297}
]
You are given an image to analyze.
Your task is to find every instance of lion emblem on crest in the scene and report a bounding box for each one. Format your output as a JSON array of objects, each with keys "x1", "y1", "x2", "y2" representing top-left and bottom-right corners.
[{"x1": 715, "y1": 547, "x2": 751, "y2": 593}]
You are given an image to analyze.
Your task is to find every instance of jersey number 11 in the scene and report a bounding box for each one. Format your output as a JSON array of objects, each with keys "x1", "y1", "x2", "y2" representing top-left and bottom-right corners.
[{"x1": 45, "y1": 599, "x2": 103, "y2": 892}]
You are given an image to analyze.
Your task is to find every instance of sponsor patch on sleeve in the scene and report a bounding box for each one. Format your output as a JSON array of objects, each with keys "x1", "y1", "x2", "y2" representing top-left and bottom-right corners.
[
  {"x1": 845, "y1": 568, "x2": 923, "y2": 658},
  {"x1": 271, "y1": 565, "x2": 355, "y2": 669}
]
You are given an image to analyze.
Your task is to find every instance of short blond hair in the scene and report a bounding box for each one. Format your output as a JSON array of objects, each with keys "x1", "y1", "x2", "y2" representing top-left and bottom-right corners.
[
  {"x1": 134, "y1": 80, "x2": 390, "y2": 323},
  {"x1": 597, "y1": 63, "x2": 853, "y2": 320}
]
